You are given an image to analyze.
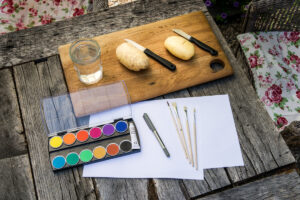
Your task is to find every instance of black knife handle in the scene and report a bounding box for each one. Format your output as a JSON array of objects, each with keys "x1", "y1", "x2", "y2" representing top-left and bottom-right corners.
[
  {"x1": 144, "y1": 49, "x2": 176, "y2": 71},
  {"x1": 190, "y1": 37, "x2": 218, "y2": 56}
]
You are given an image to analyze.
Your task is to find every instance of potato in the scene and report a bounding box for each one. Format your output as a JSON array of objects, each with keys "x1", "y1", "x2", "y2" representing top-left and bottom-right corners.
[
  {"x1": 164, "y1": 36, "x2": 195, "y2": 60},
  {"x1": 116, "y1": 43, "x2": 149, "y2": 71}
]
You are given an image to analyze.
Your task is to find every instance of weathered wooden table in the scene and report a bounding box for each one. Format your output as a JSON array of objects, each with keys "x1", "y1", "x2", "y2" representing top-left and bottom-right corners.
[{"x1": 0, "y1": 0, "x2": 300, "y2": 199}]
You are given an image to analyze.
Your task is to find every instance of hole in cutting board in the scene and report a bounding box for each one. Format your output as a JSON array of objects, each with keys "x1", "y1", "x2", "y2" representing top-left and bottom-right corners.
[{"x1": 210, "y1": 59, "x2": 225, "y2": 73}]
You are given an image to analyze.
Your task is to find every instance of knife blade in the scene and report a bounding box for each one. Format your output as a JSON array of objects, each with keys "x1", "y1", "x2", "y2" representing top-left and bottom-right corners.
[
  {"x1": 125, "y1": 39, "x2": 176, "y2": 71},
  {"x1": 172, "y1": 29, "x2": 218, "y2": 56}
]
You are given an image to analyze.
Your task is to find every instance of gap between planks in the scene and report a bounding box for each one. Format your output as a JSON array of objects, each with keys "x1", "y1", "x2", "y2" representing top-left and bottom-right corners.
[
  {"x1": 0, "y1": 68, "x2": 37, "y2": 199},
  {"x1": 197, "y1": 169, "x2": 300, "y2": 200}
]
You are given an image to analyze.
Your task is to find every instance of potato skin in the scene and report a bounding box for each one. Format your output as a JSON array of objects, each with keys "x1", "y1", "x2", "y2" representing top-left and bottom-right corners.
[
  {"x1": 116, "y1": 43, "x2": 149, "y2": 71},
  {"x1": 164, "y1": 36, "x2": 195, "y2": 60}
]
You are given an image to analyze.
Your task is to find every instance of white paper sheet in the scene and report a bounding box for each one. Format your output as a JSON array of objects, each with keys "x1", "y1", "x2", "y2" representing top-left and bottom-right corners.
[{"x1": 83, "y1": 95, "x2": 244, "y2": 179}]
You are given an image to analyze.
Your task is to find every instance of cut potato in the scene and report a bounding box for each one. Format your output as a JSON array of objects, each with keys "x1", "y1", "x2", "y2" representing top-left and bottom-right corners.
[
  {"x1": 164, "y1": 36, "x2": 195, "y2": 60},
  {"x1": 116, "y1": 43, "x2": 149, "y2": 71}
]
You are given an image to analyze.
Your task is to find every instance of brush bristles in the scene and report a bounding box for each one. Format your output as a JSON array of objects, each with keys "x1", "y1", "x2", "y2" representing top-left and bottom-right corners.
[
  {"x1": 172, "y1": 102, "x2": 177, "y2": 107},
  {"x1": 184, "y1": 106, "x2": 187, "y2": 111}
]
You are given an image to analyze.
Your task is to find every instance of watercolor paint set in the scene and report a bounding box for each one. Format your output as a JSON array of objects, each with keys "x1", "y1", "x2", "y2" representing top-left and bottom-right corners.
[
  {"x1": 49, "y1": 119, "x2": 140, "y2": 171},
  {"x1": 41, "y1": 82, "x2": 141, "y2": 171}
]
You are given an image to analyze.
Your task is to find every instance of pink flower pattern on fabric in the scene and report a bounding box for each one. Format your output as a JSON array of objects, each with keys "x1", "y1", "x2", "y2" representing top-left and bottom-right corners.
[
  {"x1": 0, "y1": 0, "x2": 89, "y2": 34},
  {"x1": 238, "y1": 32, "x2": 300, "y2": 130},
  {"x1": 265, "y1": 84, "x2": 282, "y2": 104}
]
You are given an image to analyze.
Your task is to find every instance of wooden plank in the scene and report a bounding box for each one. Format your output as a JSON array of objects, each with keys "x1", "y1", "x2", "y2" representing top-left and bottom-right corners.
[
  {"x1": 199, "y1": 170, "x2": 300, "y2": 200},
  {"x1": 0, "y1": 154, "x2": 36, "y2": 200},
  {"x1": 176, "y1": 168, "x2": 231, "y2": 197},
  {"x1": 95, "y1": 179, "x2": 149, "y2": 200},
  {"x1": 0, "y1": 0, "x2": 204, "y2": 67},
  {"x1": 0, "y1": 69, "x2": 35, "y2": 199},
  {"x1": 0, "y1": 68, "x2": 26, "y2": 159},
  {"x1": 154, "y1": 179, "x2": 187, "y2": 200},
  {"x1": 187, "y1": 10, "x2": 295, "y2": 185},
  {"x1": 13, "y1": 56, "x2": 97, "y2": 200}
]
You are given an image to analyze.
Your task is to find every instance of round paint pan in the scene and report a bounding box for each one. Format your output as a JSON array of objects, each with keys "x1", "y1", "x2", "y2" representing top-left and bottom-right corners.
[
  {"x1": 106, "y1": 143, "x2": 120, "y2": 156},
  {"x1": 102, "y1": 124, "x2": 115, "y2": 136},
  {"x1": 66, "y1": 152, "x2": 79, "y2": 166},
  {"x1": 63, "y1": 133, "x2": 76, "y2": 145},
  {"x1": 89, "y1": 127, "x2": 102, "y2": 139},
  {"x1": 52, "y1": 155, "x2": 66, "y2": 169},
  {"x1": 79, "y1": 149, "x2": 93, "y2": 162},
  {"x1": 49, "y1": 136, "x2": 63, "y2": 149},
  {"x1": 115, "y1": 121, "x2": 128, "y2": 133},
  {"x1": 120, "y1": 140, "x2": 132, "y2": 153},
  {"x1": 76, "y1": 130, "x2": 89, "y2": 142},
  {"x1": 93, "y1": 146, "x2": 106, "y2": 159}
]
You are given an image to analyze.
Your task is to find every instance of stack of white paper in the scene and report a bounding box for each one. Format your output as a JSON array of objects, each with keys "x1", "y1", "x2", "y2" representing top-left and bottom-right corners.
[{"x1": 83, "y1": 95, "x2": 244, "y2": 180}]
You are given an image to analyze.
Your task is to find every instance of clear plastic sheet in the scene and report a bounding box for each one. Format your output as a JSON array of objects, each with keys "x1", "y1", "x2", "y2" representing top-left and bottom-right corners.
[{"x1": 41, "y1": 81, "x2": 131, "y2": 136}]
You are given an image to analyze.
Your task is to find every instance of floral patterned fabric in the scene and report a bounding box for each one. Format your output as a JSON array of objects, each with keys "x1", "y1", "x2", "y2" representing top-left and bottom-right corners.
[
  {"x1": 238, "y1": 32, "x2": 300, "y2": 130},
  {"x1": 0, "y1": 0, "x2": 90, "y2": 34}
]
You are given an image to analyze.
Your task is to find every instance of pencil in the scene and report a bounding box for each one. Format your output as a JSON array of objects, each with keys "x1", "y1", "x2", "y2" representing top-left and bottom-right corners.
[{"x1": 167, "y1": 101, "x2": 189, "y2": 159}]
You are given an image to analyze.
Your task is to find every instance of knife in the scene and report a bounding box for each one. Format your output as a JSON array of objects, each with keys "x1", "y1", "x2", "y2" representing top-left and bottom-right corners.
[
  {"x1": 172, "y1": 29, "x2": 218, "y2": 56},
  {"x1": 125, "y1": 39, "x2": 176, "y2": 71}
]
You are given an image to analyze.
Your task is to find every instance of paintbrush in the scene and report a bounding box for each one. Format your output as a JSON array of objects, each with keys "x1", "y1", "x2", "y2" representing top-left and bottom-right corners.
[
  {"x1": 167, "y1": 102, "x2": 189, "y2": 159},
  {"x1": 184, "y1": 106, "x2": 194, "y2": 167},
  {"x1": 193, "y1": 108, "x2": 198, "y2": 170},
  {"x1": 171, "y1": 102, "x2": 191, "y2": 163}
]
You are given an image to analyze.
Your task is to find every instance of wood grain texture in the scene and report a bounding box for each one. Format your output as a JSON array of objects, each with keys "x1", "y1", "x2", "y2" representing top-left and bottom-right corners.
[
  {"x1": 0, "y1": 154, "x2": 36, "y2": 200},
  {"x1": 59, "y1": 11, "x2": 233, "y2": 116},
  {"x1": 0, "y1": 0, "x2": 204, "y2": 68},
  {"x1": 199, "y1": 171, "x2": 300, "y2": 200},
  {"x1": 188, "y1": 10, "x2": 295, "y2": 184},
  {"x1": 13, "y1": 56, "x2": 97, "y2": 200},
  {"x1": 95, "y1": 178, "x2": 149, "y2": 200},
  {"x1": 0, "y1": 69, "x2": 26, "y2": 159},
  {"x1": 154, "y1": 179, "x2": 187, "y2": 200}
]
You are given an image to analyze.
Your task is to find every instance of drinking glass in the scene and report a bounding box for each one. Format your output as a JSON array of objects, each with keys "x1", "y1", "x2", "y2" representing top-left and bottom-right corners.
[{"x1": 70, "y1": 38, "x2": 103, "y2": 85}]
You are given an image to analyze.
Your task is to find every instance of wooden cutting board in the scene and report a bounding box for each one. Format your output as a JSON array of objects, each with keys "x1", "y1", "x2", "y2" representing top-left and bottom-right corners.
[{"x1": 59, "y1": 11, "x2": 233, "y2": 112}]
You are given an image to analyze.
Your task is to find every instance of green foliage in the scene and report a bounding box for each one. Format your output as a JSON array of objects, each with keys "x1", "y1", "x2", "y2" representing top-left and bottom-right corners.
[
  {"x1": 62, "y1": 8, "x2": 69, "y2": 13},
  {"x1": 275, "y1": 71, "x2": 282, "y2": 79},
  {"x1": 279, "y1": 97, "x2": 288, "y2": 109},
  {"x1": 27, "y1": 21, "x2": 35, "y2": 28},
  {"x1": 5, "y1": 25, "x2": 15, "y2": 32},
  {"x1": 292, "y1": 74, "x2": 298, "y2": 82}
]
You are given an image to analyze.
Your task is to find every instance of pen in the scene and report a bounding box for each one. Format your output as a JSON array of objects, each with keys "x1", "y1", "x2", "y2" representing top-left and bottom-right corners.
[{"x1": 143, "y1": 113, "x2": 170, "y2": 157}]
